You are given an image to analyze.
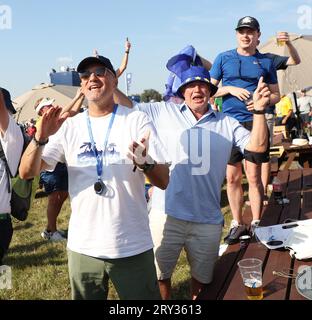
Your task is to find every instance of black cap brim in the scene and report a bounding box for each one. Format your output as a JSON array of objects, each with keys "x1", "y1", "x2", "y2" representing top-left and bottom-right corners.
[
  {"x1": 77, "y1": 56, "x2": 116, "y2": 75},
  {"x1": 236, "y1": 25, "x2": 259, "y2": 31},
  {"x1": 0, "y1": 88, "x2": 16, "y2": 114}
]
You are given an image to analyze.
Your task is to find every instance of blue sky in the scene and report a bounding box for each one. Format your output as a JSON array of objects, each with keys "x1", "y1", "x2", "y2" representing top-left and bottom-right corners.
[{"x1": 1, "y1": 0, "x2": 312, "y2": 98}]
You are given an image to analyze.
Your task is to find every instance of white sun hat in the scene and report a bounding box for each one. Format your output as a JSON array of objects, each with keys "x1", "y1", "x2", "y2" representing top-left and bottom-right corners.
[{"x1": 35, "y1": 98, "x2": 55, "y2": 115}]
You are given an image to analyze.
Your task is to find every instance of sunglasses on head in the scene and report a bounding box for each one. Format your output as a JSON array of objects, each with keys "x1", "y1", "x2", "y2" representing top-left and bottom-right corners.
[{"x1": 79, "y1": 67, "x2": 113, "y2": 80}]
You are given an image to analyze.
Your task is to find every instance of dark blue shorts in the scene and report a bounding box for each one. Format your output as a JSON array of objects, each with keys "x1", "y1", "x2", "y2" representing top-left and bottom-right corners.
[{"x1": 40, "y1": 162, "x2": 68, "y2": 194}]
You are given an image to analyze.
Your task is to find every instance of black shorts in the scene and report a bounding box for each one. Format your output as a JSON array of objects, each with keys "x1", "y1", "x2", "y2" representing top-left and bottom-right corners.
[
  {"x1": 39, "y1": 162, "x2": 68, "y2": 194},
  {"x1": 228, "y1": 121, "x2": 270, "y2": 165},
  {"x1": 0, "y1": 216, "x2": 13, "y2": 265}
]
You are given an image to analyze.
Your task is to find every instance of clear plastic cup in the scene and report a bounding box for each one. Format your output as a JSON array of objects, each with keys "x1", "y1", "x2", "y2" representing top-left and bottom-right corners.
[
  {"x1": 237, "y1": 258, "x2": 263, "y2": 300},
  {"x1": 276, "y1": 32, "x2": 286, "y2": 46}
]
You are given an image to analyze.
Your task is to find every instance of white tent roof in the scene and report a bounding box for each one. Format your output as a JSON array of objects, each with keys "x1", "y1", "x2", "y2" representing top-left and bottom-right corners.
[
  {"x1": 259, "y1": 34, "x2": 312, "y2": 95},
  {"x1": 13, "y1": 83, "x2": 86, "y2": 123}
]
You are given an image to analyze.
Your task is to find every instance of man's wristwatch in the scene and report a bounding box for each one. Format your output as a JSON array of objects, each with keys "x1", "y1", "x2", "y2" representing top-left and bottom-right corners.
[
  {"x1": 252, "y1": 109, "x2": 266, "y2": 114},
  {"x1": 32, "y1": 136, "x2": 49, "y2": 147},
  {"x1": 137, "y1": 162, "x2": 156, "y2": 173}
]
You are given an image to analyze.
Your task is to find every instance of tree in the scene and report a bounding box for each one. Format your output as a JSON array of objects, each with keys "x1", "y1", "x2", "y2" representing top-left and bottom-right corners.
[{"x1": 140, "y1": 89, "x2": 162, "y2": 103}]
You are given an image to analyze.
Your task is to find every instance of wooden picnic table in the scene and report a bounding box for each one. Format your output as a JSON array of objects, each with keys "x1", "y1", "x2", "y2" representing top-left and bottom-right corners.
[
  {"x1": 197, "y1": 168, "x2": 312, "y2": 300},
  {"x1": 282, "y1": 143, "x2": 312, "y2": 170},
  {"x1": 270, "y1": 135, "x2": 312, "y2": 172}
]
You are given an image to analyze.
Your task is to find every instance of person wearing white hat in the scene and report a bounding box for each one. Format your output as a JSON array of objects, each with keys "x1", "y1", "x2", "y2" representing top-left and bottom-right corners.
[
  {"x1": 35, "y1": 98, "x2": 55, "y2": 116},
  {"x1": 33, "y1": 98, "x2": 69, "y2": 241},
  {"x1": 33, "y1": 91, "x2": 85, "y2": 241}
]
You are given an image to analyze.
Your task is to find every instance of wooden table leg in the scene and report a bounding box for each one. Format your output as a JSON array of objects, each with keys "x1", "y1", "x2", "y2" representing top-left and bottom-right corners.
[
  {"x1": 303, "y1": 158, "x2": 310, "y2": 169},
  {"x1": 283, "y1": 152, "x2": 296, "y2": 171}
]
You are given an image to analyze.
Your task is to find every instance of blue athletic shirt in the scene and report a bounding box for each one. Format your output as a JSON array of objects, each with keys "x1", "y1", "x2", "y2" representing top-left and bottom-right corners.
[{"x1": 210, "y1": 49, "x2": 278, "y2": 122}]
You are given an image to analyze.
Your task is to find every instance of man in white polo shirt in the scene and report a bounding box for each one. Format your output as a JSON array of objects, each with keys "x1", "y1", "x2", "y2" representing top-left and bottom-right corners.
[{"x1": 128, "y1": 65, "x2": 270, "y2": 299}]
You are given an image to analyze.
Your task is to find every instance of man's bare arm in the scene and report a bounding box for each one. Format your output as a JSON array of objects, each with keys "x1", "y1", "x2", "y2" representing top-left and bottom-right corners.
[
  {"x1": 277, "y1": 32, "x2": 301, "y2": 66},
  {"x1": 60, "y1": 88, "x2": 84, "y2": 117},
  {"x1": 114, "y1": 88, "x2": 133, "y2": 107},
  {"x1": 211, "y1": 78, "x2": 251, "y2": 100}
]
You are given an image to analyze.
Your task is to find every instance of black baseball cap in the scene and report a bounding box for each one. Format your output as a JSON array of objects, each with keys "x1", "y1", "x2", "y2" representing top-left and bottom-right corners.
[
  {"x1": 236, "y1": 16, "x2": 260, "y2": 32},
  {"x1": 77, "y1": 55, "x2": 116, "y2": 75},
  {"x1": 0, "y1": 87, "x2": 16, "y2": 114}
]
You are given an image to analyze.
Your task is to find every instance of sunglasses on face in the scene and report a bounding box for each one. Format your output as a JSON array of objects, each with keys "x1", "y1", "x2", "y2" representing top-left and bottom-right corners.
[{"x1": 79, "y1": 67, "x2": 113, "y2": 80}]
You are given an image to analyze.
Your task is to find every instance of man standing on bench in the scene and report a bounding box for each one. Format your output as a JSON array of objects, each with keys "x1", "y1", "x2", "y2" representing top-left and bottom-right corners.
[{"x1": 210, "y1": 16, "x2": 280, "y2": 244}]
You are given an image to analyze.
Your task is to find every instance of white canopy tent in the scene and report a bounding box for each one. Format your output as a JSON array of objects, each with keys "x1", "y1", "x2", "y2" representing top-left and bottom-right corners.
[{"x1": 13, "y1": 83, "x2": 86, "y2": 123}]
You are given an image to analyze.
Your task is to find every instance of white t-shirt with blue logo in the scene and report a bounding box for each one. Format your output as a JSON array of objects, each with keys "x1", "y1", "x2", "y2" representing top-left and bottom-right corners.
[{"x1": 42, "y1": 106, "x2": 167, "y2": 259}]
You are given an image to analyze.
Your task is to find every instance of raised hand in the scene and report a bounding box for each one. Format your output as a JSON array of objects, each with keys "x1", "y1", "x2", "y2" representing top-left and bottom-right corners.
[
  {"x1": 36, "y1": 106, "x2": 69, "y2": 141},
  {"x1": 253, "y1": 77, "x2": 270, "y2": 111},
  {"x1": 93, "y1": 49, "x2": 99, "y2": 57},
  {"x1": 276, "y1": 31, "x2": 290, "y2": 44},
  {"x1": 125, "y1": 38, "x2": 131, "y2": 51},
  {"x1": 127, "y1": 129, "x2": 150, "y2": 167}
]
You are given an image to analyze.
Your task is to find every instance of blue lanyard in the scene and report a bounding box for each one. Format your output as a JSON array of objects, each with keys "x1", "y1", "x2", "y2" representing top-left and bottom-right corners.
[{"x1": 85, "y1": 105, "x2": 118, "y2": 180}]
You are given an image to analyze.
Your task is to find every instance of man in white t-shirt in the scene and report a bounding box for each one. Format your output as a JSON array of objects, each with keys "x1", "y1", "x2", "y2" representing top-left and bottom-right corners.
[
  {"x1": 19, "y1": 55, "x2": 169, "y2": 300},
  {"x1": 0, "y1": 88, "x2": 23, "y2": 265}
]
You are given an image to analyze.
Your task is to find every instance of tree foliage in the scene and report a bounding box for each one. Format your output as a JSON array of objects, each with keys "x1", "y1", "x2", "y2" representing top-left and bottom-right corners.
[{"x1": 140, "y1": 89, "x2": 162, "y2": 103}]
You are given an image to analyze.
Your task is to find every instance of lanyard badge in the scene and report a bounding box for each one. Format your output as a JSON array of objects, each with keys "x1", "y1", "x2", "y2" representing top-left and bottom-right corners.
[
  {"x1": 85, "y1": 105, "x2": 118, "y2": 195},
  {"x1": 94, "y1": 179, "x2": 107, "y2": 195}
]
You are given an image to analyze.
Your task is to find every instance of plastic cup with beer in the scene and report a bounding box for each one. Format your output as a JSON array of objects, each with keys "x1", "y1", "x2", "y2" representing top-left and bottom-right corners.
[
  {"x1": 237, "y1": 258, "x2": 263, "y2": 300},
  {"x1": 276, "y1": 32, "x2": 286, "y2": 46}
]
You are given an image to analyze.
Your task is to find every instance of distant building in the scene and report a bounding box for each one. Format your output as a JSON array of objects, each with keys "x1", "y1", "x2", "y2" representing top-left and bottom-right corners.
[{"x1": 49, "y1": 68, "x2": 81, "y2": 86}]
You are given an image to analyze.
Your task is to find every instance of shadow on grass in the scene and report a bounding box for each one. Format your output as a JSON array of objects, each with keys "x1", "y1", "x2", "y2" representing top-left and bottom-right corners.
[
  {"x1": 8, "y1": 239, "x2": 59, "y2": 254},
  {"x1": 13, "y1": 222, "x2": 34, "y2": 231},
  {"x1": 171, "y1": 278, "x2": 190, "y2": 300},
  {"x1": 5, "y1": 247, "x2": 67, "y2": 269}
]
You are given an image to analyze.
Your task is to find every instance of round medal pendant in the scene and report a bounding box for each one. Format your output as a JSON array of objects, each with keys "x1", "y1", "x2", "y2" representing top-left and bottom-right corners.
[{"x1": 94, "y1": 179, "x2": 107, "y2": 195}]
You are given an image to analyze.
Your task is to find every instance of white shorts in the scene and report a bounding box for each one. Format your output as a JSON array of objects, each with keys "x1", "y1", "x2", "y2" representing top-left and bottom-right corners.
[{"x1": 149, "y1": 209, "x2": 222, "y2": 284}]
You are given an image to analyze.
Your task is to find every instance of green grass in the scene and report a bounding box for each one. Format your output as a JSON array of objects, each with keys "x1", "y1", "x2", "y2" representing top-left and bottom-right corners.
[{"x1": 0, "y1": 177, "x2": 249, "y2": 300}]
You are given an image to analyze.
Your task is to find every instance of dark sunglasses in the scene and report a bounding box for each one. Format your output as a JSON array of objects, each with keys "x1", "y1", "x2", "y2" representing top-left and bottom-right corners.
[{"x1": 79, "y1": 67, "x2": 112, "y2": 80}]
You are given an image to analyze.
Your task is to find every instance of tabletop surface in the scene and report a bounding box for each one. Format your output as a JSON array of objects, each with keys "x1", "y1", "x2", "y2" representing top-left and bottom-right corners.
[{"x1": 198, "y1": 168, "x2": 312, "y2": 300}]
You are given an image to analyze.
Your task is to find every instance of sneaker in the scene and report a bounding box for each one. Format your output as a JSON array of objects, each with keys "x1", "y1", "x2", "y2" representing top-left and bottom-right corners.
[
  {"x1": 41, "y1": 230, "x2": 67, "y2": 241},
  {"x1": 224, "y1": 220, "x2": 248, "y2": 245},
  {"x1": 57, "y1": 229, "x2": 68, "y2": 239},
  {"x1": 250, "y1": 219, "x2": 260, "y2": 237}
]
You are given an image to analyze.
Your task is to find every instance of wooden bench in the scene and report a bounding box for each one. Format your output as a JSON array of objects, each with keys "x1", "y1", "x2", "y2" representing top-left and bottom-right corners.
[{"x1": 197, "y1": 168, "x2": 312, "y2": 300}]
